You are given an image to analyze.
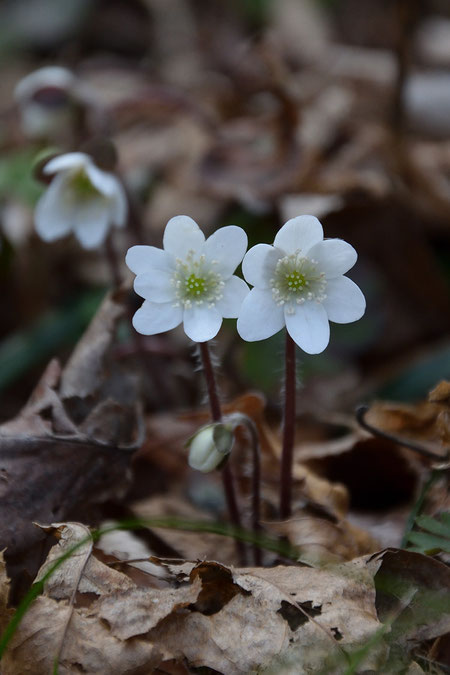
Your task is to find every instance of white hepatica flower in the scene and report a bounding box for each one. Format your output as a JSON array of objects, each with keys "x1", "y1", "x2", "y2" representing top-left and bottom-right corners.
[
  {"x1": 126, "y1": 215, "x2": 249, "y2": 342},
  {"x1": 237, "y1": 215, "x2": 365, "y2": 354},
  {"x1": 14, "y1": 66, "x2": 77, "y2": 139},
  {"x1": 35, "y1": 153, "x2": 127, "y2": 249}
]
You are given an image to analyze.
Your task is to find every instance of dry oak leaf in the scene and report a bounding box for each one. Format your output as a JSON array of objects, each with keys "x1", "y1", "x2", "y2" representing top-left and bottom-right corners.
[
  {"x1": 0, "y1": 290, "x2": 142, "y2": 575},
  {"x1": 365, "y1": 381, "x2": 450, "y2": 458},
  {"x1": 4, "y1": 525, "x2": 450, "y2": 675}
]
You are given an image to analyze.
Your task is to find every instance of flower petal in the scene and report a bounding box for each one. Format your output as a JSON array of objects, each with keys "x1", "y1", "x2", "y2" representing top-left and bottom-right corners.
[
  {"x1": 86, "y1": 163, "x2": 121, "y2": 198},
  {"x1": 163, "y1": 215, "x2": 205, "y2": 258},
  {"x1": 134, "y1": 270, "x2": 175, "y2": 302},
  {"x1": 15, "y1": 66, "x2": 75, "y2": 102},
  {"x1": 43, "y1": 152, "x2": 90, "y2": 175},
  {"x1": 126, "y1": 245, "x2": 173, "y2": 275},
  {"x1": 307, "y1": 239, "x2": 357, "y2": 279},
  {"x1": 203, "y1": 226, "x2": 247, "y2": 278},
  {"x1": 109, "y1": 181, "x2": 128, "y2": 227},
  {"x1": 215, "y1": 275, "x2": 249, "y2": 318},
  {"x1": 132, "y1": 300, "x2": 182, "y2": 335},
  {"x1": 34, "y1": 174, "x2": 72, "y2": 241},
  {"x1": 72, "y1": 199, "x2": 110, "y2": 249},
  {"x1": 242, "y1": 243, "x2": 281, "y2": 288},
  {"x1": 183, "y1": 305, "x2": 222, "y2": 342},
  {"x1": 323, "y1": 276, "x2": 366, "y2": 323},
  {"x1": 237, "y1": 288, "x2": 284, "y2": 341},
  {"x1": 274, "y1": 215, "x2": 323, "y2": 256},
  {"x1": 285, "y1": 302, "x2": 330, "y2": 354}
]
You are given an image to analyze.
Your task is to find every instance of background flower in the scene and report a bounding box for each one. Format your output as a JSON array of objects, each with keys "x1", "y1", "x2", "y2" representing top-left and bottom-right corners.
[
  {"x1": 126, "y1": 215, "x2": 249, "y2": 342},
  {"x1": 14, "y1": 66, "x2": 80, "y2": 140},
  {"x1": 237, "y1": 215, "x2": 365, "y2": 354},
  {"x1": 35, "y1": 152, "x2": 127, "y2": 249}
]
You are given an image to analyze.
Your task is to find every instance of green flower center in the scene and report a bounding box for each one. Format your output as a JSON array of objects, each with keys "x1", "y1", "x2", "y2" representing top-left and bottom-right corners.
[
  {"x1": 285, "y1": 271, "x2": 306, "y2": 291},
  {"x1": 271, "y1": 252, "x2": 327, "y2": 313},
  {"x1": 69, "y1": 169, "x2": 102, "y2": 201},
  {"x1": 185, "y1": 273, "x2": 206, "y2": 298},
  {"x1": 172, "y1": 253, "x2": 224, "y2": 309}
]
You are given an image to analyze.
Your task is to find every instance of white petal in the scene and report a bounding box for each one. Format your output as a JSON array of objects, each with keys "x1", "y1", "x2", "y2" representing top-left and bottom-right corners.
[
  {"x1": 43, "y1": 152, "x2": 90, "y2": 175},
  {"x1": 14, "y1": 66, "x2": 75, "y2": 102},
  {"x1": 215, "y1": 276, "x2": 249, "y2": 318},
  {"x1": 307, "y1": 239, "x2": 357, "y2": 279},
  {"x1": 163, "y1": 215, "x2": 205, "y2": 258},
  {"x1": 134, "y1": 270, "x2": 175, "y2": 302},
  {"x1": 237, "y1": 288, "x2": 284, "y2": 341},
  {"x1": 204, "y1": 226, "x2": 247, "y2": 278},
  {"x1": 274, "y1": 215, "x2": 323, "y2": 256},
  {"x1": 183, "y1": 305, "x2": 222, "y2": 342},
  {"x1": 109, "y1": 181, "x2": 128, "y2": 227},
  {"x1": 323, "y1": 276, "x2": 366, "y2": 324},
  {"x1": 72, "y1": 199, "x2": 110, "y2": 249},
  {"x1": 86, "y1": 163, "x2": 121, "y2": 198},
  {"x1": 34, "y1": 174, "x2": 72, "y2": 241},
  {"x1": 132, "y1": 300, "x2": 182, "y2": 336},
  {"x1": 242, "y1": 243, "x2": 281, "y2": 288},
  {"x1": 126, "y1": 245, "x2": 173, "y2": 275},
  {"x1": 285, "y1": 302, "x2": 330, "y2": 354}
]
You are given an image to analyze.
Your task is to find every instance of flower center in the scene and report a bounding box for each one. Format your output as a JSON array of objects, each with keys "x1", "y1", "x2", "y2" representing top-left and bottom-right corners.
[
  {"x1": 271, "y1": 252, "x2": 327, "y2": 313},
  {"x1": 172, "y1": 252, "x2": 224, "y2": 309},
  {"x1": 69, "y1": 169, "x2": 102, "y2": 201}
]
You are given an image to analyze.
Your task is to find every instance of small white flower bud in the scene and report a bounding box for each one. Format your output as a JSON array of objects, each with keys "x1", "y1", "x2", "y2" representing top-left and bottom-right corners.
[{"x1": 187, "y1": 423, "x2": 234, "y2": 473}]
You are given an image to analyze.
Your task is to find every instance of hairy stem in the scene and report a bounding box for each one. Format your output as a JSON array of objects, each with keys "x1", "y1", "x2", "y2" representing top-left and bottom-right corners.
[{"x1": 279, "y1": 331, "x2": 296, "y2": 519}]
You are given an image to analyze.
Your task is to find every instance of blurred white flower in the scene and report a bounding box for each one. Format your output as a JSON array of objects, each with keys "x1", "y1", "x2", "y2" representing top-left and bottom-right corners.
[
  {"x1": 237, "y1": 215, "x2": 365, "y2": 354},
  {"x1": 14, "y1": 66, "x2": 81, "y2": 140},
  {"x1": 126, "y1": 216, "x2": 249, "y2": 342},
  {"x1": 35, "y1": 152, "x2": 127, "y2": 249},
  {"x1": 187, "y1": 423, "x2": 234, "y2": 473}
]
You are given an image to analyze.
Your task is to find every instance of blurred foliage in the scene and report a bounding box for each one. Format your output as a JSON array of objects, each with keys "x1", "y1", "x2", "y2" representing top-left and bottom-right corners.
[
  {"x1": 0, "y1": 288, "x2": 105, "y2": 393},
  {"x1": 0, "y1": 149, "x2": 43, "y2": 205},
  {"x1": 407, "y1": 513, "x2": 450, "y2": 555}
]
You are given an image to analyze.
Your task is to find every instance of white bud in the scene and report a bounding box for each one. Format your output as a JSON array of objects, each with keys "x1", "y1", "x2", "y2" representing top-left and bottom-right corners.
[{"x1": 187, "y1": 423, "x2": 234, "y2": 473}]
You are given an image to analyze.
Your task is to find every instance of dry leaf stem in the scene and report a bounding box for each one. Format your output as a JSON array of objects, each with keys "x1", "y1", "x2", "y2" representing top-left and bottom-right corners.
[
  {"x1": 280, "y1": 331, "x2": 296, "y2": 519},
  {"x1": 199, "y1": 341, "x2": 246, "y2": 564}
]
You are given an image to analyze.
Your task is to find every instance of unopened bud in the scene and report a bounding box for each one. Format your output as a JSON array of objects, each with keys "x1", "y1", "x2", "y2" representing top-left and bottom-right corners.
[{"x1": 187, "y1": 423, "x2": 234, "y2": 473}]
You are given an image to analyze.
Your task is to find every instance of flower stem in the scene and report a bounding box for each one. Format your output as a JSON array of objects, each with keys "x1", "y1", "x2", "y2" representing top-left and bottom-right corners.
[
  {"x1": 104, "y1": 234, "x2": 122, "y2": 288},
  {"x1": 199, "y1": 341, "x2": 246, "y2": 564},
  {"x1": 279, "y1": 330, "x2": 296, "y2": 520},
  {"x1": 240, "y1": 416, "x2": 262, "y2": 566}
]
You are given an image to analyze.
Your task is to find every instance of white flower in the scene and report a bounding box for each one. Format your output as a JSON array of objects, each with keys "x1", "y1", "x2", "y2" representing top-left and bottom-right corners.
[
  {"x1": 35, "y1": 152, "x2": 127, "y2": 249},
  {"x1": 126, "y1": 215, "x2": 249, "y2": 342},
  {"x1": 237, "y1": 215, "x2": 366, "y2": 354},
  {"x1": 14, "y1": 67, "x2": 78, "y2": 139},
  {"x1": 187, "y1": 423, "x2": 234, "y2": 472}
]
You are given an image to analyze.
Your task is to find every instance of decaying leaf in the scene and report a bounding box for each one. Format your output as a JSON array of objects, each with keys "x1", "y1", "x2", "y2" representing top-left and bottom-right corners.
[
  {"x1": 365, "y1": 381, "x2": 450, "y2": 455},
  {"x1": 0, "y1": 290, "x2": 142, "y2": 587},
  {"x1": 4, "y1": 521, "x2": 450, "y2": 675}
]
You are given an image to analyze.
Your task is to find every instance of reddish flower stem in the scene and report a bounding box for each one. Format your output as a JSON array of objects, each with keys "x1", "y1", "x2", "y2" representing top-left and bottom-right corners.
[
  {"x1": 104, "y1": 233, "x2": 122, "y2": 288},
  {"x1": 199, "y1": 342, "x2": 246, "y2": 565},
  {"x1": 245, "y1": 419, "x2": 262, "y2": 566},
  {"x1": 279, "y1": 331, "x2": 296, "y2": 520}
]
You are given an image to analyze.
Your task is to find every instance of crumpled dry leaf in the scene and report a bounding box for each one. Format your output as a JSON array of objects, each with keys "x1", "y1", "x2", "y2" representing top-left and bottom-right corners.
[
  {"x1": 365, "y1": 381, "x2": 450, "y2": 456},
  {"x1": 0, "y1": 290, "x2": 142, "y2": 587},
  {"x1": 0, "y1": 522, "x2": 379, "y2": 674},
  {"x1": 4, "y1": 522, "x2": 449, "y2": 675}
]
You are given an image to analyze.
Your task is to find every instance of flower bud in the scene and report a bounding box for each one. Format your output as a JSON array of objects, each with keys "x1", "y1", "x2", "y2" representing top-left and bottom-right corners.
[{"x1": 187, "y1": 423, "x2": 234, "y2": 473}]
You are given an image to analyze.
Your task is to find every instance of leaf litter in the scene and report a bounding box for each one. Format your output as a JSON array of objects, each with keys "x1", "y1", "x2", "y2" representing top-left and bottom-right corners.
[{"x1": 1, "y1": 1, "x2": 450, "y2": 673}]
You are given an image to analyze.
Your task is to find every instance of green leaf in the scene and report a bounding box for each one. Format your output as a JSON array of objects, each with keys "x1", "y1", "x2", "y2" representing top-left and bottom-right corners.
[
  {"x1": 415, "y1": 513, "x2": 450, "y2": 538},
  {"x1": 407, "y1": 531, "x2": 450, "y2": 555}
]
